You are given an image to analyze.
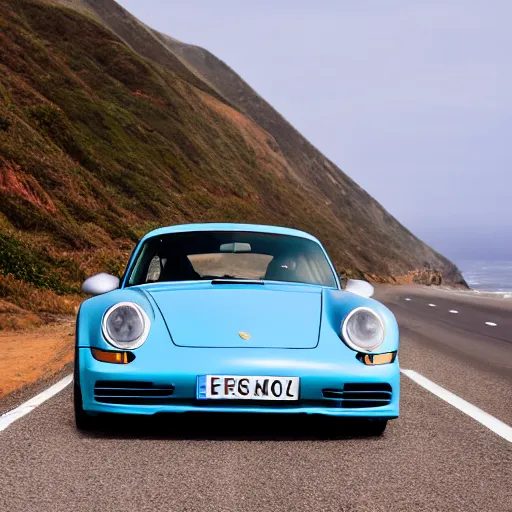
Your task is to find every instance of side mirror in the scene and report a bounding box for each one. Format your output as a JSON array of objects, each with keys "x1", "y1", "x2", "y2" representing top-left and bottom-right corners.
[
  {"x1": 82, "y1": 273, "x2": 120, "y2": 296},
  {"x1": 344, "y1": 279, "x2": 374, "y2": 298}
]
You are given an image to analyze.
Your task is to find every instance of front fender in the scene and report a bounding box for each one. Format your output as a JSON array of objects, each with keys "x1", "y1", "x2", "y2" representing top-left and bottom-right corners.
[
  {"x1": 321, "y1": 289, "x2": 399, "y2": 354},
  {"x1": 76, "y1": 288, "x2": 165, "y2": 350}
]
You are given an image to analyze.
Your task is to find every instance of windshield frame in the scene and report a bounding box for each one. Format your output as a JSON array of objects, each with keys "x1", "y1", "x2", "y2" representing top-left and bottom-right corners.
[{"x1": 121, "y1": 230, "x2": 340, "y2": 289}]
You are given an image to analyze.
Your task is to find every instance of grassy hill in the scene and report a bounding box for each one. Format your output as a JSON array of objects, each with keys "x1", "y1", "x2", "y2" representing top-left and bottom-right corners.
[{"x1": 0, "y1": 0, "x2": 466, "y2": 328}]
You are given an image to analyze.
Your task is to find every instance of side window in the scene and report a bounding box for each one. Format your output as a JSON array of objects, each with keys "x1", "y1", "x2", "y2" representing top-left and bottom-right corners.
[{"x1": 146, "y1": 255, "x2": 162, "y2": 282}]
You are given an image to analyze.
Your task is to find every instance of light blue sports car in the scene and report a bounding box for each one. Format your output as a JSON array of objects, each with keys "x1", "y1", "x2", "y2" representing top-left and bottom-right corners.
[{"x1": 74, "y1": 223, "x2": 400, "y2": 435}]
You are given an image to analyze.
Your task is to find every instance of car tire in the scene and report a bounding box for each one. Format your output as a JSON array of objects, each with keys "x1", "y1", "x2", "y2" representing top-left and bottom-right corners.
[
  {"x1": 359, "y1": 418, "x2": 388, "y2": 436},
  {"x1": 73, "y1": 349, "x2": 98, "y2": 432}
]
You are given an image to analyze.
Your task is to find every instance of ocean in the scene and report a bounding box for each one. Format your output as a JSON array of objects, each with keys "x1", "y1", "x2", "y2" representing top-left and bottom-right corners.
[{"x1": 457, "y1": 260, "x2": 512, "y2": 293}]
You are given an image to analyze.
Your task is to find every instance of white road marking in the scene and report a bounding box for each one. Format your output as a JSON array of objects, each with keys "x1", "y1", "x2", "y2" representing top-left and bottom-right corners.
[
  {"x1": 428, "y1": 303, "x2": 437, "y2": 307},
  {"x1": 485, "y1": 322, "x2": 497, "y2": 327},
  {"x1": 2, "y1": 369, "x2": 511, "y2": 445},
  {"x1": 449, "y1": 310, "x2": 459, "y2": 314},
  {"x1": 401, "y1": 369, "x2": 512, "y2": 443},
  {"x1": 0, "y1": 374, "x2": 73, "y2": 432},
  {"x1": 405, "y1": 298, "x2": 411, "y2": 301}
]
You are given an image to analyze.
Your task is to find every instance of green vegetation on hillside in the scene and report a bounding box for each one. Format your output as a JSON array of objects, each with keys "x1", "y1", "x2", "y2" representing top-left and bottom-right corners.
[{"x1": 0, "y1": 0, "x2": 466, "y2": 327}]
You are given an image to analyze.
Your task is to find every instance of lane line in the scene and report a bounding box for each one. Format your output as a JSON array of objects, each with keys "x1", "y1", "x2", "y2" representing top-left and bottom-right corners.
[
  {"x1": 485, "y1": 322, "x2": 497, "y2": 327},
  {"x1": 428, "y1": 303, "x2": 437, "y2": 307},
  {"x1": 2, "y1": 369, "x2": 511, "y2": 444},
  {"x1": 449, "y1": 310, "x2": 459, "y2": 314},
  {"x1": 0, "y1": 374, "x2": 73, "y2": 432},
  {"x1": 404, "y1": 298, "x2": 411, "y2": 301},
  {"x1": 401, "y1": 369, "x2": 512, "y2": 443}
]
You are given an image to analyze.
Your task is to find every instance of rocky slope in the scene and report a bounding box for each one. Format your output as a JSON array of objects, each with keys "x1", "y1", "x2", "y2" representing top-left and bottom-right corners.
[{"x1": 0, "y1": 0, "x2": 466, "y2": 326}]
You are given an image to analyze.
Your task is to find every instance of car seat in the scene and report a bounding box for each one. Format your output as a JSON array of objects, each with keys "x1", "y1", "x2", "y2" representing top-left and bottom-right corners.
[
  {"x1": 159, "y1": 253, "x2": 201, "y2": 282},
  {"x1": 264, "y1": 256, "x2": 297, "y2": 282}
]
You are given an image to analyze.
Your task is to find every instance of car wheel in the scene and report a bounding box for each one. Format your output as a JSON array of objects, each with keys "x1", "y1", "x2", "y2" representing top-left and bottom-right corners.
[
  {"x1": 73, "y1": 349, "x2": 98, "y2": 432},
  {"x1": 359, "y1": 418, "x2": 388, "y2": 436}
]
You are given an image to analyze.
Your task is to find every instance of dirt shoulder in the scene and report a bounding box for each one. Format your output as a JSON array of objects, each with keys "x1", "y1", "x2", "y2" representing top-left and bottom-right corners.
[{"x1": 0, "y1": 320, "x2": 75, "y2": 414}]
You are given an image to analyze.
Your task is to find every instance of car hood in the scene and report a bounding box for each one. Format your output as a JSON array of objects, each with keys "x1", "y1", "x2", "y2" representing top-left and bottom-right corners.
[{"x1": 146, "y1": 283, "x2": 322, "y2": 348}]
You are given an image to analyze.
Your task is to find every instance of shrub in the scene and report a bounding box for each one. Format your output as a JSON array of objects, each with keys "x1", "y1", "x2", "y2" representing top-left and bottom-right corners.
[
  {"x1": 0, "y1": 233, "x2": 71, "y2": 292},
  {"x1": 0, "y1": 116, "x2": 11, "y2": 131},
  {"x1": 26, "y1": 103, "x2": 89, "y2": 164},
  {"x1": 0, "y1": 273, "x2": 80, "y2": 315}
]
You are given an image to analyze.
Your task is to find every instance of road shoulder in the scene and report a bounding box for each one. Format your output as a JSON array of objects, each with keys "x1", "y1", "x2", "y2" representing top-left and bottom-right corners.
[{"x1": 0, "y1": 321, "x2": 75, "y2": 415}]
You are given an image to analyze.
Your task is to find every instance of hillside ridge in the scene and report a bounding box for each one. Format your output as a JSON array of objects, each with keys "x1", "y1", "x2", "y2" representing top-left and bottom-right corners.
[{"x1": 0, "y1": 0, "x2": 466, "y2": 327}]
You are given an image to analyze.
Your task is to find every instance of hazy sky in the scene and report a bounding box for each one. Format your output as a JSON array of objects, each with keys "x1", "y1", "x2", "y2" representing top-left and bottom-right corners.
[{"x1": 117, "y1": 1, "x2": 511, "y2": 260}]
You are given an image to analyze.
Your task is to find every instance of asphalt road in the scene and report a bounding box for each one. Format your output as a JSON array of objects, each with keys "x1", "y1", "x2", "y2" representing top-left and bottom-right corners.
[
  {"x1": 0, "y1": 286, "x2": 511, "y2": 512},
  {"x1": 378, "y1": 285, "x2": 512, "y2": 425}
]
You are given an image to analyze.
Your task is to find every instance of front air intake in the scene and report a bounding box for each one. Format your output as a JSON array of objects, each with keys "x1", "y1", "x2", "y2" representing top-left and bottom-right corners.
[
  {"x1": 322, "y1": 383, "x2": 392, "y2": 408},
  {"x1": 94, "y1": 381, "x2": 175, "y2": 405}
]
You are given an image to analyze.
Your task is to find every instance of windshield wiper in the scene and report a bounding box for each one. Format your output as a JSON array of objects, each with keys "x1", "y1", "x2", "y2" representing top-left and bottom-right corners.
[{"x1": 211, "y1": 278, "x2": 264, "y2": 285}]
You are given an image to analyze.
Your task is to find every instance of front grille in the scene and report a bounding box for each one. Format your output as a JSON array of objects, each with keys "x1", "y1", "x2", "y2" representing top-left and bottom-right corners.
[
  {"x1": 94, "y1": 381, "x2": 175, "y2": 405},
  {"x1": 322, "y1": 383, "x2": 392, "y2": 408}
]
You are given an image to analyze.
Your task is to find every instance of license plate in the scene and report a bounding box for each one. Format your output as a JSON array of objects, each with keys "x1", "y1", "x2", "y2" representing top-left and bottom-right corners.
[{"x1": 197, "y1": 375, "x2": 299, "y2": 400}]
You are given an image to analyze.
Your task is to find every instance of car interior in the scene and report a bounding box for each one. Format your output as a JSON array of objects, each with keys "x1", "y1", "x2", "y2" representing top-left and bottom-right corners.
[{"x1": 127, "y1": 231, "x2": 338, "y2": 288}]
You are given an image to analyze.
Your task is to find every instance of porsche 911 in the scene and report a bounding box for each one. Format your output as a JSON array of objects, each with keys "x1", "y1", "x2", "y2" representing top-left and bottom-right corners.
[{"x1": 74, "y1": 223, "x2": 400, "y2": 435}]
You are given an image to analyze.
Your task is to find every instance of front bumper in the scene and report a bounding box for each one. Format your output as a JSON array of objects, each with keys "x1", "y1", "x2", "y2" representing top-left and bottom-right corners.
[{"x1": 78, "y1": 347, "x2": 400, "y2": 418}]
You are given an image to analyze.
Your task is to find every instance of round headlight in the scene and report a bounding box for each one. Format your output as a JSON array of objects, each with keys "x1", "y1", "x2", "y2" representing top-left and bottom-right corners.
[
  {"x1": 102, "y1": 302, "x2": 150, "y2": 349},
  {"x1": 341, "y1": 307, "x2": 385, "y2": 352}
]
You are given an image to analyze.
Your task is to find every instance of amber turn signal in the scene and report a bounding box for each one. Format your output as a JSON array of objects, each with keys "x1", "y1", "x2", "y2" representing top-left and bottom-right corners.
[
  {"x1": 358, "y1": 352, "x2": 396, "y2": 365},
  {"x1": 91, "y1": 348, "x2": 134, "y2": 364}
]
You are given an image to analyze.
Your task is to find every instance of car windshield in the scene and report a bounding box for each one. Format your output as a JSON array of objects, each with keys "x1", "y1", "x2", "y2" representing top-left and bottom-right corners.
[{"x1": 126, "y1": 231, "x2": 338, "y2": 288}]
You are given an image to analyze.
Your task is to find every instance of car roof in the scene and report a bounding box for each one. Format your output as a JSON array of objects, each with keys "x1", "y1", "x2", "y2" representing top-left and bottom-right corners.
[{"x1": 139, "y1": 223, "x2": 322, "y2": 244}]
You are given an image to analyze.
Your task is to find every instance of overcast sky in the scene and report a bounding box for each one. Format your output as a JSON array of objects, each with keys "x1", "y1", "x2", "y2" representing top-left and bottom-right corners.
[{"x1": 117, "y1": 0, "x2": 510, "y2": 261}]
